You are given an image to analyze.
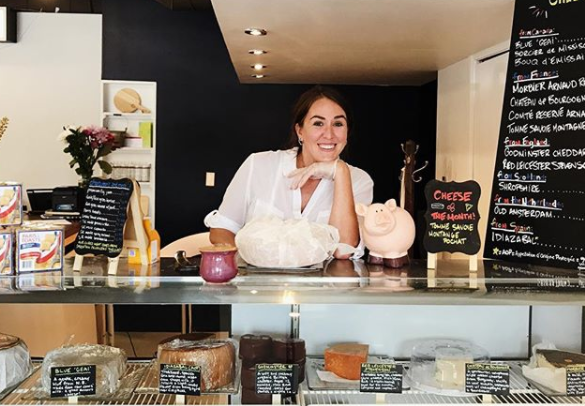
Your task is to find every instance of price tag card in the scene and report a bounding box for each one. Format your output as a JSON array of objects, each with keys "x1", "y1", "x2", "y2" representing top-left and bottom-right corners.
[
  {"x1": 567, "y1": 364, "x2": 585, "y2": 395},
  {"x1": 50, "y1": 365, "x2": 96, "y2": 398},
  {"x1": 159, "y1": 364, "x2": 201, "y2": 396},
  {"x1": 255, "y1": 363, "x2": 298, "y2": 395},
  {"x1": 465, "y1": 363, "x2": 510, "y2": 396},
  {"x1": 360, "y1": 363, "x2": 403, "y2": 393}
]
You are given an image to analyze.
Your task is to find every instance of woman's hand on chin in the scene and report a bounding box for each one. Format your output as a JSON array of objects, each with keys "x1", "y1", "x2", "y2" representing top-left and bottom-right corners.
[{"x1": 286, "y1": 159, "x2": 340, "y2": 189}]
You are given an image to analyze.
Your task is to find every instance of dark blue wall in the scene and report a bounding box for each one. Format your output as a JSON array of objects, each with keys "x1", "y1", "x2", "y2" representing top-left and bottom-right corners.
[{"x1": 102, "y1": 0, "x2": 437, "y2": 247}]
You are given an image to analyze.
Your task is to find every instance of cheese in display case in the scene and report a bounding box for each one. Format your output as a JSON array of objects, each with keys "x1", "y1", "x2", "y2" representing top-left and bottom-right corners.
[
  {"x1": 238, "y1": 334, "x2": 305, "y2": 404},
  {"x1": 41, "y1": 344, "x2": 127, "y2": 397},
  {"x1": 16, "y1": 223, "x2": 63, "y2": 273},
  {"x1": 157, "y1": 337, "x2": 236, "y2": 391},
  {"x1": 0, "y1": 332, "x2": 33, "y2": 395},
  {"x1": 324, "y1": 343, "x2": 368, "y2": 380},
  {"x1": 522, "y1": 345, "x2": 585, "y2": 395},
  {"x1": 408, "y1": 339, "x2": 489, "y2": 396}
]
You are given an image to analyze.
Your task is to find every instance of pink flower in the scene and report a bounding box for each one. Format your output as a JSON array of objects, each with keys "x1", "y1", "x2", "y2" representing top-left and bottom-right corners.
[{"x1": 83, "y1": 126, "x2": 114, "y2": 149}]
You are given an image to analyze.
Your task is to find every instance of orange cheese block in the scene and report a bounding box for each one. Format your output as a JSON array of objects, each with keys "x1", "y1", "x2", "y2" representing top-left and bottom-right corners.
[{"x1": 324, "y1": 343, "x2": 368, "y2": 380}]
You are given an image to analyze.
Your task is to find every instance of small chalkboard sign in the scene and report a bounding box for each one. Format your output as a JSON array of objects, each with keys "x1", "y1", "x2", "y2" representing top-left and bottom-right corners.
[
  {"x1": 159, "y1": 364, "x2": 201, "y2": 396},
  {"x1": 50, "y1": 365, "x2": 96, "y2": 398},
  {"x1": 75, "y1": 178, "x2": 133, "y2": 258},
  {"x1": 424, "y1": 180, "x2": 481, "y2": 255},
  {"x1": 465, "y1": 363, "x2": 510, "y2": 396},
  {"x1": 566, "y1": 365, "x2": 585, "y2": 396},
  {"x1": 255, "y1": 364, "x2": 298, "y2": 395},
  {"x1": 359, "y1": 363, "x2": 402, "y2": 393}
]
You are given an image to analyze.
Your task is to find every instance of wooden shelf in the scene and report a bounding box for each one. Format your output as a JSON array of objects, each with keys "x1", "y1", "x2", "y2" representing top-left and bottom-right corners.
[
  {"x1": 111, "y1": 147, "x2": 154, "y2": 154},
  {"x1": 101, "y1": 80, "x2": 157, "y2": 225},
  {"x1": 103, "y1": 112, "x2": 153, "y2": 119}
]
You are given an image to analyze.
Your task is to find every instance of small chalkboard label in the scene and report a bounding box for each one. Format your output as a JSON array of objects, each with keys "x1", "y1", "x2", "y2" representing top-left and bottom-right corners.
[
  {"x1": 255, "y1": 363, "x2": 298, "y2": 395},
  {"x1": 74, "y1": 178, "x2": 133, "y2": 258},
  {"x1": 566, "y1": 364, "x2": 585, "y2": 395},
  {"x1": 465, "y1": 363, "x2": 510, "y2": 396},
  {"x1": 159, "y1": 364, "x2": 201, "y2": 396},
  {"x1": 359, "y1": 363, "x2": 402, "y2": 393},
  {"x1": 424, "y1": 180, "x2": 481, "y2": 255},
  {"x1": 50, "y1": 365, "x2": 96, "y2": 398}
]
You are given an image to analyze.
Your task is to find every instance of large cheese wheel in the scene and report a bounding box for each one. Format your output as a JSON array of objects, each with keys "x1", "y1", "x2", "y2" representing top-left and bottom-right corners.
[
  {"x1": 158, "y1": 339, "x2": 235, "y2": 391},
  {"x1": 0, "y1": 333, "x2": 33, "y2": 393},
  {"x1": 324, "y1": 343, "x2": 368, "y2": 380},
  {"x1": 41, "y1": 344, "x2": 126, "y2": 397}
]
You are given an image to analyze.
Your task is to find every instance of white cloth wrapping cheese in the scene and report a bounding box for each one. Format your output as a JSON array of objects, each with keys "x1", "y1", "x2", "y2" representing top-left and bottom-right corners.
[
  {"x1": 235, "y1": 216, "x2": 340, "y2": 268},
  {"x1": 0, "y1": 338, "x2": 33, "y2": 393},
  {"x1": 41, "y1": 344, "x2": 127, "y2": 397},
  {"x1": 522, "y1": 342, "x2": 566, "y2": 394}
]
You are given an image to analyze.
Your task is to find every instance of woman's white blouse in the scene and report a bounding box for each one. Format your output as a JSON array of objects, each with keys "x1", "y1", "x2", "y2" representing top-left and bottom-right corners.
[{"x1": 204, "y1": 148, "x2": 374, "y2": 236}]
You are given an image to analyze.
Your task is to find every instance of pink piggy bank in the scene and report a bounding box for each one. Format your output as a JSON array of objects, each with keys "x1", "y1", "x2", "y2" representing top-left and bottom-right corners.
[{"x1": 355, "y1": 199, "x2": 416, "y2": 268}]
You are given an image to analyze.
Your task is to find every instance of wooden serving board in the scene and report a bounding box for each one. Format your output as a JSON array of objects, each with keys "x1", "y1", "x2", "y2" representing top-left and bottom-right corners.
[{"x1": 114, "y1": 88, "x2": 151, "y2": 114}]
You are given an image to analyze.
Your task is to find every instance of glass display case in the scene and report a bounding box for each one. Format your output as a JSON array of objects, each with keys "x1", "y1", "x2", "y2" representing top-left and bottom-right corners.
[{"x1": 0, "y1": 257, "x2": 584, "y2": 405}]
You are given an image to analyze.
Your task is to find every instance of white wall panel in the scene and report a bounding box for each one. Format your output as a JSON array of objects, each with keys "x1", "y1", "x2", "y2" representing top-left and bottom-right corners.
[{"x1": 0, "y1": 13, "x2": 101, "y2": 196}]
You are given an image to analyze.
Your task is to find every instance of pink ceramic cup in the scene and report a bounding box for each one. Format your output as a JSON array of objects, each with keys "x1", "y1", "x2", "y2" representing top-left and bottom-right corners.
[{"x1": 199, "y1": 245, "x2": 238, "y2": 283}]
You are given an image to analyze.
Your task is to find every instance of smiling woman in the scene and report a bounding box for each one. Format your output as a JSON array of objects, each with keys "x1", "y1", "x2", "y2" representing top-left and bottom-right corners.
[{"x1": 204, "y1": 85, "x2": 374, "y2": 259}]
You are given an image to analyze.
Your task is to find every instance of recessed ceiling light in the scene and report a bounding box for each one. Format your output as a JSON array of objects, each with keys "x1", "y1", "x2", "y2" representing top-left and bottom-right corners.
[
  {"x1": 251, "y1": 64, "x2": 266, "y2": 70},
  {"x1": 251, "y1": 74, "x2": 266, "y2": 79},
  {"x1": 245, "y1": 28, "x2": 267, "y2": 36},
  {"x1": 248, "y1": 49, "x2": 267, "y2": 55}
]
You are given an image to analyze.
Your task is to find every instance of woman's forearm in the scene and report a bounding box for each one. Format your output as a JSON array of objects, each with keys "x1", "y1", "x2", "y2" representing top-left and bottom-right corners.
[
  {"x1": 329, "y1": 161, "x2": 359, "y2": 253},
  {"x1": 209, "y1": 228, "x2": 236, "y2": 246}
]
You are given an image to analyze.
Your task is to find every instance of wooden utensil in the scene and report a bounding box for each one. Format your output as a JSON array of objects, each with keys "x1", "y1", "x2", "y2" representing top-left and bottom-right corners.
[{"x1": 114, "y1": 88, "x2": 151, "y2": 114}]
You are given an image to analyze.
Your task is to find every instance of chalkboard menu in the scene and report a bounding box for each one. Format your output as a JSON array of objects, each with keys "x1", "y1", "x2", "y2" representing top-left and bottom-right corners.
[
  {"x1": 255, "y1": 364, "x2": 298, "y2": 395},
  {"x1": 159, "y1": 364, "x2": 201, "y2": 396},
  {"x1": 567, "y1": 365, "x2": 585, "y2": 396},
  {"x1": 359, "y1": 363, "x2": 402, "y2": 394},
  {"x1": 50, "y1": 365, "x2": 96, "y2": 398},
  {"x1": 424, "y1": 180, "x2": 481, "y2": 254},
  {"x1": 75, "y1": 178, "x2": 133, "y2": 258},
  {"x1": 485, "y1": 0, "x2": 585, "y2": 270},
  {"x1": 465, "y1": 363, "x2": 510, "y2": 396}
]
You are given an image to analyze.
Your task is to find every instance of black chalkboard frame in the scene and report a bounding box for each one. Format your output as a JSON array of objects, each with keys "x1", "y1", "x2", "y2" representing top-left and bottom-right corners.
[
  {"x1": 423, "y1": 179, "x2": 482, "y2": 255},
  {"x1": 74, "y1": 177, "x2": 134, "y2": 258}
]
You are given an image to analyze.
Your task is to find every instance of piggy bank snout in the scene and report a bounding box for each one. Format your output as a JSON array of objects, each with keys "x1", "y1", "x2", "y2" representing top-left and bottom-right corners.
[{"x1": 375, "y1": 211, "x2": 394, "y2": 228}]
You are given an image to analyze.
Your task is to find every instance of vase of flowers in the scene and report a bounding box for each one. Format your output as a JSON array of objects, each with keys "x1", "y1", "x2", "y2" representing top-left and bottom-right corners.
[{"x1": 59, "y1": 125, "x2": 116, "y2": 189}]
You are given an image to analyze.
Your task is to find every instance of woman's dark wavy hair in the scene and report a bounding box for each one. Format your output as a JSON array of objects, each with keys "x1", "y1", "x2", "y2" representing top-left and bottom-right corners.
[{"x1": 285, "y1": 85, "x2": 353, "y2": 158}]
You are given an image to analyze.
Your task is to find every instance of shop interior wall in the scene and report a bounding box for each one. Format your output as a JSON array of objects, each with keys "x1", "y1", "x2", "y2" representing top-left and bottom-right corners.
[
  {"x1": 0, "y1": 13, "x2": 101, "y2": 191},
  {"x1": 0, "y1": 13, "x2": 102, "y2": 357}
]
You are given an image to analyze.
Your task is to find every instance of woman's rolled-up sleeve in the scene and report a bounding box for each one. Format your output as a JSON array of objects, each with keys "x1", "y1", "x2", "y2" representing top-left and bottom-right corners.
[{"x1": 203, "y1": 154, "x2": 255, "y2": 234}]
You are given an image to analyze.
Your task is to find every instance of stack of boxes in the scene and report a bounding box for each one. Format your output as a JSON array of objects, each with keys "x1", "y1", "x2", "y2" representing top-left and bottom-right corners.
[{"x1": 0, "y1": 183, "x2": 63, "y2": 275}]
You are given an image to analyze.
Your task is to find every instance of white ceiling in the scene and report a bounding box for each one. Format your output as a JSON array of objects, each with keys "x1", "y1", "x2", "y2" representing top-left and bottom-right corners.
[{"x1": 211, "y1": 0, "x2": 514, "y2": 85}]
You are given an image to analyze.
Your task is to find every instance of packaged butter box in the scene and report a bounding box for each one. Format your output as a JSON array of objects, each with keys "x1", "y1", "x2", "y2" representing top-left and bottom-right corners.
[
  {"x1": 16, "y1": 225, "x2": 64, "y2": 273},
  {"x1": 0, "y1": 183, "x2": 23, "y2": 226},
  {"x1": 0, "y1": 229, "x2": 13, "y2": 275}
]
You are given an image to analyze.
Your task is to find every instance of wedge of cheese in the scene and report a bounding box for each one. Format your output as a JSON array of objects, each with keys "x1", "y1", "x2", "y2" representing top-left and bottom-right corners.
[
  {"x1": 536, "y1": 349, "x2": 585, "y2": 369},
  {"x1": 324, "y1": 343, "x2": 368, "y2": 380}
]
